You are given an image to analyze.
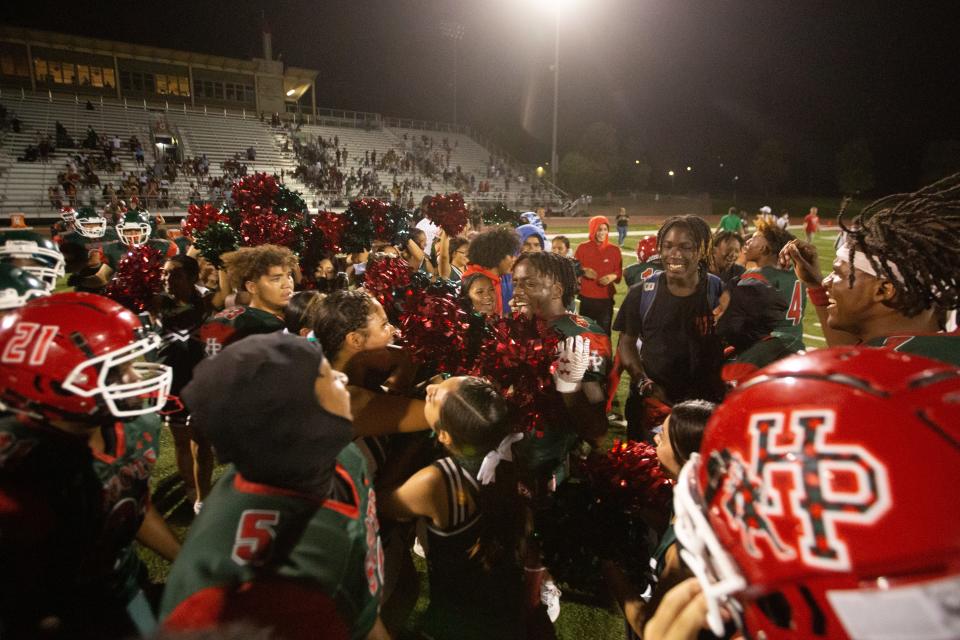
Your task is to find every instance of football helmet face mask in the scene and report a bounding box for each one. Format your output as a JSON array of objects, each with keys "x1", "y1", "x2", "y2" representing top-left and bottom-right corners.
[
  {"x1": 636, "y1": 235, "x2": 658, "y2": 262},
  {"x1": 75, "y1": 208, "x2": 108, "y2": 239},
  {"x1": 0, "y1": 292, "x2": 172, "y2": 421},
  {"x1": 0, "y1": 263, "x2": 49, "y2": 311},
  {"x1": 116, "y1": 210, "x2": 152, "y2": 247},
  {"x1": 0, "y1": 230, "x2": 66, "y2": 292},
  {"x1": 674, "y1": 347, "x2": 960, "y2": 639},
  {"x1": 59, "y1": 206, "x2": 77, "y2": 226}
]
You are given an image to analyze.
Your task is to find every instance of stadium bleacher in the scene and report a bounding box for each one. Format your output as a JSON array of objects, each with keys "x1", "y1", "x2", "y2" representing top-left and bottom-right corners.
[{"x1": 0, "y1": 91, "x2": 559, "y2": 217}]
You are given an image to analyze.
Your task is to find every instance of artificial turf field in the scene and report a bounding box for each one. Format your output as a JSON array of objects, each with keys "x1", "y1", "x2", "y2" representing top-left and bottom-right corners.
[{"x1": 136, "y1": 227, "x2": 840, "y2": 638}]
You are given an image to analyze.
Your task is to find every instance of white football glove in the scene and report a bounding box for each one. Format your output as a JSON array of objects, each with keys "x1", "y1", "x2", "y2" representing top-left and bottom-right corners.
[{"x1": 553, "y1": 335, "x2": 591, "y2": 393}]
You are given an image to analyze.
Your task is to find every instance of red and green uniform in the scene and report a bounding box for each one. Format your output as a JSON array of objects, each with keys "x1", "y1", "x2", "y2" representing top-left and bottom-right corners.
[
  {"x1": 517, "y1": 313, "x2": 612, "y2": 480},
  {"x1": 102, "y1": 238, "x2": 178, "y2": 271},
  {"x1": 750, "y1": 266, "x2": 807, "y2": 352},
  {"x1": 161, "y1": 443, "x2": 382, "y2": 640},
  {"x1": 867, "y1": 332, "x2": 960, "y2": 366},
  {"x1": 623, "y1": 261, "x2": 661, "y2": 288},
  {"x1": 89, "y1": 414, "x2": 163, "y2": 603},
  {"x1": 721, "y1": 337, "x2": 797, "y2": 385},
  {"x1": 200, "y1": 305, "x2": 285, "y2": 358}
]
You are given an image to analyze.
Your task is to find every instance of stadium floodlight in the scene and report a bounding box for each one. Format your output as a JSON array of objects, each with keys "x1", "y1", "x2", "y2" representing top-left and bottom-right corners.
[
  {"x1": 536, "y1": 0, "x2": 577, "y2": 186},
  {"x1": 286, "y1": 89, "x2": 296, "y2": 96}
]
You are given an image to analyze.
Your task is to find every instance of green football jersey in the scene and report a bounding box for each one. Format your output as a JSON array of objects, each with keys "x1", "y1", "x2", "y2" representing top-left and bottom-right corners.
[
  {"x1": 516, "y1": 314, "x2": 612, "y2": 477},
  {"x1": 90, "y1": 414, "x2": 162, "y2": 602},
  {"x1": 867, "y1": 333, "x2": 960, "y2": 366},
  {"x1": 161, "y1": 443, "x2": 382, "y2": 640},
  {"x1": 102, "y1": 238, "x2": 178, "y2": 271},
  {"x1": 623, "y1": 261, "x2": 660, "y2": 288},
  {"x1": 200, "y1": 305, "x2": 285, "y2": 358},
  {"x1": 752, "y1": 266, "x2": 806, "y2": 352}
]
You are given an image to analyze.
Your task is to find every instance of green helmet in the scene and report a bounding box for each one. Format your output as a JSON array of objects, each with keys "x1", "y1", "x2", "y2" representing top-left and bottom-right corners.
[
  {"x1": 0, "y1": 263, "x2": 50, "y2": 311},
  {"x1": 74, "y1": 205, "x2": 108, "y2": 238},
  {"x1": 116, "y1": 209, "x2": 152, "y2": 246},
  {"x1": 0, "y1": 230, "x2": 65, "y2": 292}
]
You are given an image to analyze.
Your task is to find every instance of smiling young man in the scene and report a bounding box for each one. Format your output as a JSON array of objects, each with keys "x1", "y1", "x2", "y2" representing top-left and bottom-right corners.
[
  {"x1": 742, "y1": 222, "x2": 806, "y2": 352},
  {"x1": 574, "y1": 216, "x2": 622, "y2": 334},
  {"x1": 781, "y1": 173, "x2": 960, "y2": 363},
  {"x1": 200, "y1": 244, "x2": 297, "y2": 358},
  {"x1": 511, "y1": 251, "x2": 612, "y2": 625},
  {"x1": 512, "y1": 252, "x2": 612, "y2": 467},
  {"x1": 614, "y1": 215, "x2": 725, "y2": 441}
]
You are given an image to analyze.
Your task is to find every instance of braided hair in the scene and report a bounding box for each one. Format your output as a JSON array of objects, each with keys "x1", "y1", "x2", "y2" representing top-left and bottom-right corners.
[
  {"x1": 839, "y1": 172, "x2": 960, "y2": 317},
  {"x1": 657, "y1": 215, "x2": 713, "y2": 270},
  {"x1": 513, "y1": 251, "x2": 580, "y2": 307}
]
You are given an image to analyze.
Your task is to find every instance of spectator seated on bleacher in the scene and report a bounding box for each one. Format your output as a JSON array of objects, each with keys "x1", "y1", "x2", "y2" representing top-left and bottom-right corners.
[{"x1": 82, "y1": 125, "x2": 99, "y2": 150}]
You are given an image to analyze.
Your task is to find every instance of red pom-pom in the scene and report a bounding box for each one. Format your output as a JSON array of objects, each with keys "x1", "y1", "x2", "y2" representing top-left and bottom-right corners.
[
  {"x1": 308, "y1": 211, "x2": 348, "y2": 254},
  {"x1": 363, "y1": 254, "x2": 411, "y2": 311},
  {"x1": 577, "y1": 439, "x2": 674, "y2": 514},
  {"x1": 469, "y1": 314, "x2": 561, "y2": 433},
  {"x1": 424, "y1": 192, "x2": 468, "y2": 236},
  {"x1": 396, "y1": 289, "x2": 472, "y2": 373},
  {"x1": 104, "y1": 244, "x2": 165, "y2": 313},
  {"x1": 239, "y1": 213, "x2": 295, "y2": 248},
  {"x1": 181, "y1": 203, "x2": 229, "y2": 240},
  {"x1": 232, "y1": 173, "x2": 280, "y2": 212}
]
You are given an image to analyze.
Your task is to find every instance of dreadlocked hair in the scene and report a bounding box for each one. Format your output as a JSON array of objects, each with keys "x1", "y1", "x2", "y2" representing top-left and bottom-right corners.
[
  {"x1": 657, "y1": 215, "x2": 713, "y2": 269},
  {"x1": 838, "y1": 172, "x2": 960, "y2": 316},
  {"x1": 437, "y1": 377, "x2": 524, "y2": 570},
  {"x1": 513, "y1": 251, "x2": 579, "y2": 307}
]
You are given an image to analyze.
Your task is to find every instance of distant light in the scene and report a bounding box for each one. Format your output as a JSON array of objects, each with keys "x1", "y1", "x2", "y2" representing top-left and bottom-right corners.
[
  {"x1": 668, "y1": 170, "x2": 675, "y2": 177},
  {"x1": 537, "y1": 0, "x2": 577, "y2": 12},
  {"x1": 635, "y1": 160, "x2": 640, "y2": 165},
  {"x1": 536, "y1": 166, "x2": 545, "y2": 178},
  {"x1": 286, "y1": 89, "x2": 296, "y2": 96},
  {"x1": 686, "y1": 166, "x2": 692, "y2": 172},
  {"x1": 733, "y1": 175, "x2": 739, "y2": 181},
  {"x1": 719, "y1": 162, "x2": 725, "y2": 168}
]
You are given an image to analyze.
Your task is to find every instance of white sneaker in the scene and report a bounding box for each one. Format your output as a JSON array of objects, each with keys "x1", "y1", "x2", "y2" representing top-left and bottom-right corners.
[
  {"x1": 193, "y1": 500, "x2": 204, "y2": 515},
  {"x1": 541, "y1": 579, "x2": 562, "y2": 623}
]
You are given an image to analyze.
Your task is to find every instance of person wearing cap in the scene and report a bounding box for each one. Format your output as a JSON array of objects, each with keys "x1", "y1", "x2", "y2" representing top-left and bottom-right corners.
[
  {"x1": 161, "y1": 333, "x2": 391, "y2": 640},
  {"x1": 574, "y1": 215, "x2": 622, "y2": 334},
  {"x1": 780, "y1": 173, "x2": 960, "y2": 364}
]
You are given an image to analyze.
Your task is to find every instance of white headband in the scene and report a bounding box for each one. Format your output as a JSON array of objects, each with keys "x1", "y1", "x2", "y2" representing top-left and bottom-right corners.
[
  {"x1": 835, "y1": 245, "x2": 904, "y2": 284},
  {"x1": 476, "y1": 432, "x2": 524, "y2": 485}
]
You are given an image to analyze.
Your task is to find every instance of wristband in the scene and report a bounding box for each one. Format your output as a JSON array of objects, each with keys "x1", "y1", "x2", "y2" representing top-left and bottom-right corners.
[{"x1": 807, "y1": 285, "x2": 829, "y2": 307}]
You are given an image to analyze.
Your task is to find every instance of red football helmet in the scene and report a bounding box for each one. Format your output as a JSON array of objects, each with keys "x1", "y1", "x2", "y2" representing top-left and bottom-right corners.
[
  {"x1": 673, "y1": 347, "x2": 960, "y2": 639},
  {"x1": 0, "y1": 292, "x2": 172, "y2": 421},
  {"x1": 636, "y1": 235, "x2": 658, "y2": 262}
]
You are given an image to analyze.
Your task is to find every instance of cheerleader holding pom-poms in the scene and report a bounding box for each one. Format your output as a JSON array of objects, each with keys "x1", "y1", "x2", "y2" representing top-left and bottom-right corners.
[{"x1": 379, "y1": 376, "x2": 539, "y2": 640}]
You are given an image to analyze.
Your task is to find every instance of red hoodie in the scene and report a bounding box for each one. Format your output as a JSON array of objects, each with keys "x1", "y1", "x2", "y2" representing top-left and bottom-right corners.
[{"x1": 574, "y1": 216, "x2": 622, "y2": 299}]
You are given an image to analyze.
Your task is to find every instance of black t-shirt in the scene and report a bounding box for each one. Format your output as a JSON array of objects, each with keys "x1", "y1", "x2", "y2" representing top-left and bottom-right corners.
[
  {"x1": 614, "y1": 276, "x2": 724, "y2": 403},
  {"x1": 718, "y1": 263, "x2": 746, "y2": 287}
]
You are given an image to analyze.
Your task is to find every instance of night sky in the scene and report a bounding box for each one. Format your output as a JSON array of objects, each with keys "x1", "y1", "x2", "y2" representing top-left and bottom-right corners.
[{"x1": 6, "y1": 1, "x2": 958, "y2": 192}]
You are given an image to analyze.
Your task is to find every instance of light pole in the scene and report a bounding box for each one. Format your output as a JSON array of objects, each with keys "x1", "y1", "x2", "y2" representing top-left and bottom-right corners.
[
  {"x1": 551, "y1": 11, "x2": 560, "y2": 186},
  {"x1": 668, "y1": 170, "x2": 675, "y2": 192},
  {"x1": 440, "y1": 22, "x2": 465, "y2": 125}
]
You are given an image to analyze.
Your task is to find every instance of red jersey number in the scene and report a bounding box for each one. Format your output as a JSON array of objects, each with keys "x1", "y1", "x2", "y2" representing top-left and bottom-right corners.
[
  {"x1": 786, "y1": 281, "x2": 803, "y2": 326},
  {"x1": 231, "y1": 509, "x2": 280, "y2": 566}
]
